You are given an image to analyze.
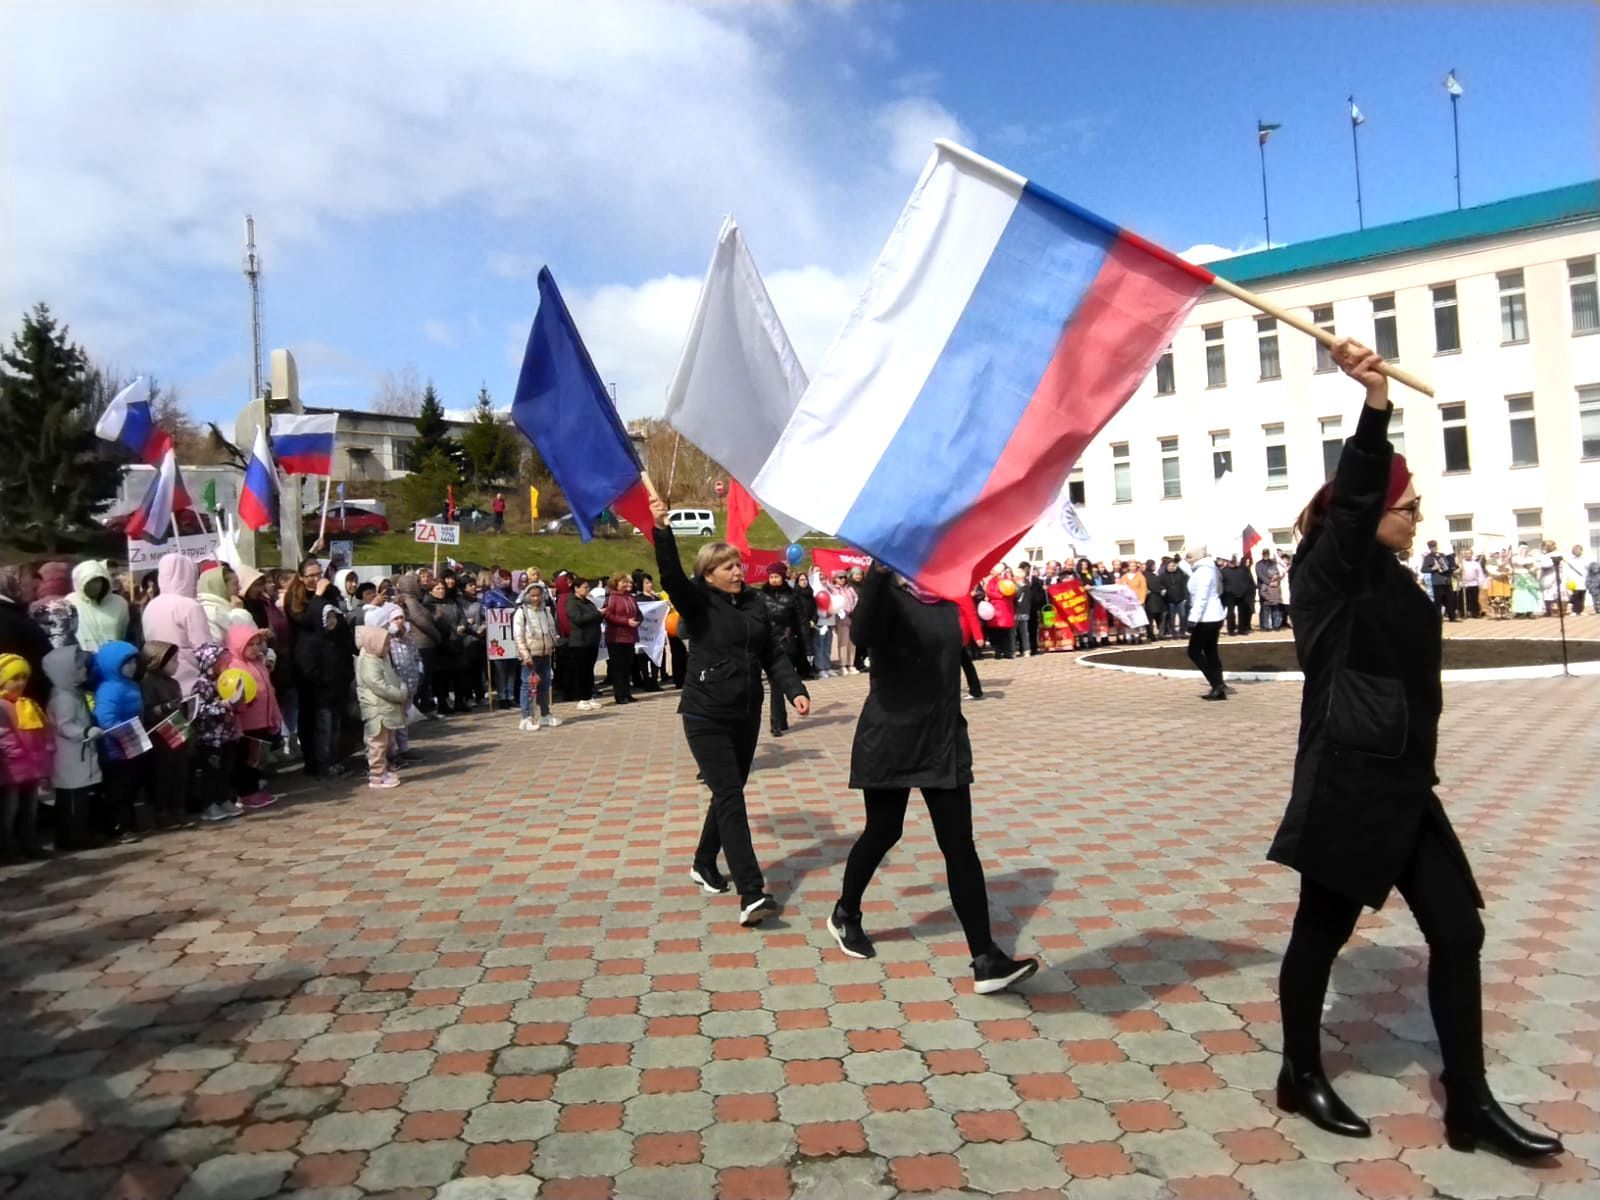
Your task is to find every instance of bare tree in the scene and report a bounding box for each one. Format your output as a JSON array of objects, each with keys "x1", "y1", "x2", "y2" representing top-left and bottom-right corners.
[
  {"x1": 371, "y1": 364, "x2": 424, "y2": 416},
  {"x1": 630, "y1": 417, "x2": 725, "y2": 505}
]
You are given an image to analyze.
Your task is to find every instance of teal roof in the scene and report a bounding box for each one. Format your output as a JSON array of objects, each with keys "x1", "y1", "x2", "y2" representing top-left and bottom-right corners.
[{"x1": 1212, "y1": 181, "x2": 1600, "y2": 286}]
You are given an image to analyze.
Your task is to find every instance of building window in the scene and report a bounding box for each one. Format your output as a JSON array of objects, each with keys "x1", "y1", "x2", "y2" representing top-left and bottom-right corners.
[
  {"x1": 1165, "y1": 536, "x2": 1185, "y2": 554},
  {"x1": 1447, "y1": 515, "x2": 1474, "y2": 556},
  {"x1": 1204, "y1": 325, "x2": 1226, "y2": 388},
  {"x1": 1256, "y1": 317, "x2": 1280, "y2": 380},
  {"x1": 1580, "y1": 386, "x2": 1600, "y2": 459},
  {"x1": 1320, "y1": 417, "x2": 1343, "y2": 481},
  {"x1": 1160, "y1": 436, "x2": 1181, "y2": 498},
  {"x1": 1112, "y1": 443, "x2": 1131, "y2": 503},
  {"x1": 1211, "y1": 430, "x2": 1231, "y2": 479},
  {"x1": 1515, "y1": 508, "x2": 1543, "y2": 549},
  {"x1": 1154, "y1": 347, "x2": 1175, "y2": 395},
  {"x1": 1312, "y1": 306, "x2": 1336, "y2": 372},
  {"x1": 1432, "y1": 284, "x2": 1460, "y2": 353},
  {"x1": 1371, "y1": 294, "x2": 1399, "y2": 360},
  {"x1": 1117, "y1": 541, "x2": 1136, "y2": 558},
  {"x1": 1068, "y1": 465, "x2": 1086, "y2": 507},
  {"x1": 1571, "y1": 257, "x2": 1599, "y2": 333},
  {"x1": 1441, "y1": 402, "x2": 1470, "y2": 472},
  {"x1": 1589, "y1": 504, "x2": 1600, "y2": 554},
  {"x1": 391, "y1": 437, "x2": 416, "y2": 471},
  {"x1": 1390, "y1": 407, "x2": 1406, "y2": 457},
  {"x1": 1498, "y1": 270, "x2": 1528, "y2": 344},
  {"x1": 1271, "y1": 529, "x2": 1295, "y2": 548},
  {"x1": 1264, "y1": 423, "x2": 1287, "y2": 489},
  {"x1": 1507, "y1": 395, "x2": 1539, "y2": 467}
]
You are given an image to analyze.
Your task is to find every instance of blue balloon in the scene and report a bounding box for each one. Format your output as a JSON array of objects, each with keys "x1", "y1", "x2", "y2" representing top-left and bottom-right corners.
[{"x1": 785, "y1": 543, "x2": 804, "y2": 566}]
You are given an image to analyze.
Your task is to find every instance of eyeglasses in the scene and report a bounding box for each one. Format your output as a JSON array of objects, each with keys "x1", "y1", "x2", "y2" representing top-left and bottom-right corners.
[{"x1": 1387, "y1": 498, "x2": 1423, "y2": 521}]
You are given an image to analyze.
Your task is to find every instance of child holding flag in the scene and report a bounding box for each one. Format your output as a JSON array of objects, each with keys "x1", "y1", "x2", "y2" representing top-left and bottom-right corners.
[
  {"x1": 93, "y1": 642, "x2": 149, "y2": 841},
  {"x1": 139, "y1": 642, "x2": 195, "y2": 828},
  {"x1": 44, "y1": 647, "x2": 101, "y2": 851}
]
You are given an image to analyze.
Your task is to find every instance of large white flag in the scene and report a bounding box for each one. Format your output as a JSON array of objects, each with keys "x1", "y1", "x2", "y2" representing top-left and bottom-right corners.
[{"x1": 665, "y1": 217, "x2": 809, "y2": 542}]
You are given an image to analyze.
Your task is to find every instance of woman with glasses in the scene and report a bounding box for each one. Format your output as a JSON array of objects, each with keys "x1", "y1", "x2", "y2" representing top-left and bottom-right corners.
[{"x1": 1266, "y1": 339, "x2": 1562, "y2": 1161}]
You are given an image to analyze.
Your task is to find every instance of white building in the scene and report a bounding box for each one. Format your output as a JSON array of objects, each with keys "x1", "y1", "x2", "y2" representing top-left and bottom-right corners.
[{"x1": 1039, "y1": 181, "x2": 1600, "y2": 564}]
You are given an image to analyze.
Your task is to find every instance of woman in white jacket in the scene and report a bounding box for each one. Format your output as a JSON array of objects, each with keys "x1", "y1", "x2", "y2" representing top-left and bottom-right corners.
[{"x1": 1184, "y1": 547, "x2": 1228, "y2": 701}]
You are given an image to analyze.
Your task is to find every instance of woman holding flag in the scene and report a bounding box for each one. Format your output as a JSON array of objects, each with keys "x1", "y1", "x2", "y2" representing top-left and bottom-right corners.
[
  {"x1": 651, "y1": 494, "x2": 810, "y2": 927},
  {"x1": 1267, "y1": 339, "x2": 1562, "y2": 1161}
]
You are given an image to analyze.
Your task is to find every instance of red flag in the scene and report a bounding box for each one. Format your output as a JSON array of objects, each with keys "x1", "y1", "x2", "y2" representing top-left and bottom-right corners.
[
  {"x1": 1243, "y1": 524, "x2": 1264, "y2": 559},
  {"x1": 447, "y1": 485, "x2": 457, "y2": 524},
  {"x1": 725, "y1": 477, "x2": 759, "y2": 555}
]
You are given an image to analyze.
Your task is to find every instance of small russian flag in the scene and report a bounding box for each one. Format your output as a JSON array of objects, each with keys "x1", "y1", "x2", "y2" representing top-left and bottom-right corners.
[
  {"x1": 125, "y1": 449, "x2": 180, "y2": 542},
  {"x1": 94, "y1": 378, "x2": 174, "y2": 467},
  {"x1": 270, "y1": 413, "x2": 338, "y2": 476},
  {"x1": 1243, "y1": 524, "x2": 1265, "y2": 558},
  {"x1": 238, "y1": 426, "x2": 278, "y2": 531}
]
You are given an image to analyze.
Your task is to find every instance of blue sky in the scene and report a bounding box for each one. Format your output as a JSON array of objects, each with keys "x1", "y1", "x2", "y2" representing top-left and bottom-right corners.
[{"x1": 3, "y1": 2, "x2": 1594, "y2": 432}]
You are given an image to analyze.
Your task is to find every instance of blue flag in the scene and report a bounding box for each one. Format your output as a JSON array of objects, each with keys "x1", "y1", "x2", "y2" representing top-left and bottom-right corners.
[{"x1": 510, "y1": 268, "x2": 653, "y2": 542}]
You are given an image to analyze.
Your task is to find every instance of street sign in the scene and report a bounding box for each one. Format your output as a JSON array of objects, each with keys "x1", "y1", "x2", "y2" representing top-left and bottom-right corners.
[{"x1": 414, "y1": 521, "x2": 461, "y2": 546}]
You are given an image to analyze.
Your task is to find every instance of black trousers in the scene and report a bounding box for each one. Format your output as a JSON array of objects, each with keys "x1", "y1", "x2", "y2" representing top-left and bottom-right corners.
[
  {"x1": 840, "y1": 786, "x2": 993, "y2": 958},
  {"x1": 1225, "y1": 600, "x2": 1254, "y2": 635},
  {"x1": 991, "y1": 627, "x2": 1015, "y2": 659},
  {"x1": 198, "y1": 742, "x2": 239, "y2": 811},
  {"x1": 1279, "y1": 816, "x2": 1484, "y2": 1082},
  {"x1": 568, "y1": 645, "x2": 599, "y2": 702},
  {"x1": 960, "y1": 648, "x2": 982, "y2": 698},
  {"x1": 605, "y1": 647, "x2": 634, "y2": 703},
  {"x1": 102, "y1": 757, "x2": 144, "y2": 832},
  {"x1": 1434, "y1": 581, "x2": 1457, "y2": 621},
  {"x1": 416, "y1": 646, "x2": 437, "y2": 713},
  {"x1": 685, "y1": 714, "x2": 765, "y2": 900},
  {"x1": 147, "y1": 744, "x2": 192, "y2": 820},
  {"x1": 668, "y1": 637, "x2": 687, "y2": 688},
  {"x1": 1186, "y1": 620, "x2": 1224, "y2": 689}
]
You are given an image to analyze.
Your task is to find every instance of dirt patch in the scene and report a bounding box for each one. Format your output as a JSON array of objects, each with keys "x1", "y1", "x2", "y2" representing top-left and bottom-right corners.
[{"x1": 1088, "y1": 639, "x2": 1600, "y2": 673}]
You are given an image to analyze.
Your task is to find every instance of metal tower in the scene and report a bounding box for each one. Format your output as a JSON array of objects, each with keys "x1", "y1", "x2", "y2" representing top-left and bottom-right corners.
[{"x1": 244, "y1": 214, "x2": 264, "y2": 401}]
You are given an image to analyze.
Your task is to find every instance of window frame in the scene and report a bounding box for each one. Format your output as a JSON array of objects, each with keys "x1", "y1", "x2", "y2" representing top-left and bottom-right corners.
[
  {"x1": 1159, "y1": 436, "x2": 1181, "y2": 498},
  {"x1": 1319, "y1": 416, "x2": 1343, "y2": 481},
  {"x1": 1154, "y1": 347, "x2": 1175, "y2": 396},
  {"x1": 1514, "y1": 508, "x2": 1544, "y2": 551},
  {"x1": 1203, "y1": 325, "x2": 1226, "y2": 388},
  {"x1": 1210, "y1": 430, "x2": 1232, "y2": 480},
  {"x1": 1263, "y1": 422, "x2": 1288, "y2": 490},
  {"x1": 1371, "y1": 293, "x2": 1399, "y2": 360},
  {"x1": 1506, "y1": 394, "x2": 1539, "y2": 468},
  {"x1": 1579, "y1": 385, "x2": 1600, "y2": 461},
  {"x1": 1498, "y1": 269, "x2": 1529, "y2": 345},
  {"x1": 1111, "y1": 442, "x2": 1132, "y2": 504},
  {"x1": 1432, "y1": 283, "x2": 1461, "y2": 354},
  {"x1": 1312, "y1": 305, "x2": 1336, "y2": 372},
  {"x1": 1440, "y1": 401, "x2": 1471, "y2": 474},
  {"x1": 1256, "y1": 316, "x2": 1281, "y2": 381},
  {"x1": 1570, "y1": 256, "x2": 1599, "y2": 334}
]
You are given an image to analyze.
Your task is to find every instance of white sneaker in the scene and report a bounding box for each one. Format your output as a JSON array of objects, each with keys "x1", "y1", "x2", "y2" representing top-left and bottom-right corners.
[
  {"x1": 369, "y1": 774, "x2": 400, "y2": 790},
  {"x1": 517, "y1": 717, "x2": 534, "y2": 732},
  {"x1": 200, "y1": 804, "x2": 230, "y2": 823},
  {"x1": 541, "y1": 714, "x2": 563, "y2": 728}
]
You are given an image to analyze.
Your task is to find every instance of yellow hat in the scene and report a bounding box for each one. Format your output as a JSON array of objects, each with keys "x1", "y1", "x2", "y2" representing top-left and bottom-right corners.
[{"x1": 0, "y1": 654, "x2": 30, "y2": 688}]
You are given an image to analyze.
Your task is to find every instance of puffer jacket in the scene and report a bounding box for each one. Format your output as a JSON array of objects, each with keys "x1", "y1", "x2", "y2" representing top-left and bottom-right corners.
[
  {"x1": 354, "y1": 627, "x2": 408, "y2": 735},
  {"x1": 393, "y1": 574, "x2": 441, "y2": 652},
  {"x1": 290, "y1": 589, "x2": 351, "y2": 708},
  {"x1": 602, "y1": 592, "x2": 642, "y2": 647},
  {"x1": 654, "y1": 527, "x2": 806, "y2": 722},
  {"x1": 191, "y1": 642, "x2": 239, "y2": 748},
  {"x1": 0, "y1": 654, "x2": 54, "y2": 785},
  {"x1": 44, "y1": 647, "x2": 99, "y2": 790},
  {"x1": 29, "y1": 560, "x2": 79, "y2": 650},
  {"x1": 140, "y1": 556, "x2": 213, "y2": 695},
  {"x1": 138, "y1": 642, "x2": 187, "y2": 729},
  {"x1": 68, "y1": 559, "x2": 129, "y2": 652},
  {"x1": 225, "y1": 624, "x2": 282, "y2": 734},
  {"x1": 1187, "y1": 558, "x2": 1226, "y2": 624},
  {"x1": 513, "y1": 602, "x2": 558, "y2": 660},
  {"x1": 758, "y1": 583, "x2": 805, "y2": 652},
  {"x1": 564, "y1": 593, "x2": 602, "y2": 650},
  {"x1": 198, "y1": 566, "x2": 255, "y2": 643},
  {"x1": 92, "y1": 642, "x2": 146, "y2": 730}
]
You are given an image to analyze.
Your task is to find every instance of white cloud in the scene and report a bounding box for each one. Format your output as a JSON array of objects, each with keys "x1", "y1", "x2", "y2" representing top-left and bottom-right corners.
[
  {"x1": 1180, "y1": 238, "x2": 1271, "y2": 265},
  {"x1": 422, "y1": 319, "x2": 457, "y2": 348},
  {"x1": 486, "y1": 252, "x2": 541, "y2": 281},
  {"x1": 875, "y1": 95, "x2": 974, "y2": 175}
]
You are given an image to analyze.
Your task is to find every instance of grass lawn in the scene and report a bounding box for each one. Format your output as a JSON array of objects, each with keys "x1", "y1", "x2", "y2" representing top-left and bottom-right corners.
[{"x1": 265, "y1": 511, "x2": 843, "y2": 580}]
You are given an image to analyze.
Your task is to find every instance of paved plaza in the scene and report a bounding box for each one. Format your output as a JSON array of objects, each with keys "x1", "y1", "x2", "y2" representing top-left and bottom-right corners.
[{"x1": 2, "y1": 622, "x2": 1598, "y2": 1200}]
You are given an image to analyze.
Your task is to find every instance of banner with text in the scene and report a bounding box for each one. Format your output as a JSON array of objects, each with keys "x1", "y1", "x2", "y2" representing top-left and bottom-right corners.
[
  {"x1": 485, "y1": 609, "x2": 518, "y2": 660},
  {"x1": 1047, "y1": 578, "x2": 1091, "y2": 636},
  {"x1": 811, "y1": 547, "x2": 873, "y2": 576},
  {"x1": 127, "y1": 533, "x2": 222, "y2": 574},
  {"x1": 1089, "y1": 584, "x2": 1150, "y2": 629},
  {"x1": 596, "y1": 599, "x2": 671, "y2": 668}
]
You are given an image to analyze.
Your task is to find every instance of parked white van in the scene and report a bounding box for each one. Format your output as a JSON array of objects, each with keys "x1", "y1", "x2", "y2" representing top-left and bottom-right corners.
[{"x1": 666, "y1": 508, "x2": 716, "y2": 536}]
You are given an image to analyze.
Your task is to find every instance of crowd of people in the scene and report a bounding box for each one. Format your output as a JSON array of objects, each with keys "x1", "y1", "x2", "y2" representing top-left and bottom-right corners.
[{"x1": 1413, "y1": 538, "x2": 1595, "y2": 620}]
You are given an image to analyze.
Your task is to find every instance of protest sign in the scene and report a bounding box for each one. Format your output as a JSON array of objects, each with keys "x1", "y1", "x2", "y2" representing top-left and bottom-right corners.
[{"x1": 1088, "y1": 584, "x2": 1150, "y2": 628}]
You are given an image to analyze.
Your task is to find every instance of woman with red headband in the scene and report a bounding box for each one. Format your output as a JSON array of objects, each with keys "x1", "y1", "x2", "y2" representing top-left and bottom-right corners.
[{"x1": 1267, "y1": 339, "x2": 1562, "y2": 1161}]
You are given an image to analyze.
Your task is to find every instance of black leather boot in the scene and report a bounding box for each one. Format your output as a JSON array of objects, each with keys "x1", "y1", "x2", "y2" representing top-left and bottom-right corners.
[
  {"x1": 1444, "y1": 1075, "x2": 1564, "y2": 1159},
  {"x1": 1276, "y1": 1061, "x2": 1371, "y2": 1138}
]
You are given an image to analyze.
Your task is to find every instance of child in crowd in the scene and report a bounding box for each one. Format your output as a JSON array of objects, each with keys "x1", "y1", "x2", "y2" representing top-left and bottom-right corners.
[
  {"x1": 44, "y1": 646, "x2": 101, "y2": 851},
  {"x1": 192, "y1": 642, "x2": 243, "y2": 823},
  {"x1": 93, "y1": 641, "x2": 148, "y2": 841},
  {"x1": 513, "y1": 584, "x2": 560, "y2": 732},
  {"x1": 225, "y1": 625, "x2": 283, "y2": 811},
  {"x1": 1, "y1": 654, "x2": 56, "y2": 859},
  {"x1": 354, "y1": 626, "x2": 407, "y2": 789},
  {"x1": 366, "y1": 604, "x2": 419, "y2": 768},
  {"x1": 139, "y1": 642, "x2": 195, "y2": 829}
]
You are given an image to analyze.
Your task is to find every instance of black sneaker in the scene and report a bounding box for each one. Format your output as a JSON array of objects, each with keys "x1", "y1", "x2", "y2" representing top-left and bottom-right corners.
[
  {"x1": 690, "y1": 863, "x2": 729, "y2": 895},
  {"x1": 738, "y1": 894, "x2": 779, "y2": 926},
  {"x1": 827, "y1": 905, "x2": 875, "y2": 959},
  {"x1": 972, "y1": 947, "x2": 1039, "y2": 995}
]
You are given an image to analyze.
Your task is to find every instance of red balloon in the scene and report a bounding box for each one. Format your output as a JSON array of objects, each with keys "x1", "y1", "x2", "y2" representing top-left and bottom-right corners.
[{"x1": 815, "y1": 591, "x2": 832, "y2": 613}]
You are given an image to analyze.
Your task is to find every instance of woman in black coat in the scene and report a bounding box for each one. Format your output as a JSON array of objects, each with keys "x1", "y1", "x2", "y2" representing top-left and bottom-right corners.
[
  {"x1": 827, "y1": 566, "x2": 1038, "y2": 995},
  {"x1": 652, "y1": 497, "x2": 809, "y2": 926},
  {"x1": 1268, "y1": 340, "x2": 1561, "y2": 1160},
  {"x1": 562, "y1": 581, "x2": 603, "y2": 710}
]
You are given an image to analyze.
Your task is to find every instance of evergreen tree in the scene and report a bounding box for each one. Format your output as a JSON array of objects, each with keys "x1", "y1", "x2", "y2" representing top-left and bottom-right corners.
[
  {"x1": 460, "y1": 383, "x2": 521, "y2": 488},
  {"x1": 412, "y1": 382, "x2": 457, "y2": 468},
  {"x1": 0, "y1": 304, "x2": 124, "y2": 550}
]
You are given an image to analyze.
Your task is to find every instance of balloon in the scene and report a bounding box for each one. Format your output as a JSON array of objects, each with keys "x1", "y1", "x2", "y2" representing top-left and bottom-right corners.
[
  {"x1": 977, "y1": 600, "x2": 996, "y2": 621},
  {"x1": 816, "y1": 591, "x2": 832, "y2": 613},
  {"x1": 665, "y1": 611, "x2": 680, "y2": 637},
  {"x1": 786, "y1": 543, "x2": 804, "y2": 566},
  {"x1": 1040, "y1": 610, "x2": 1056, "y2": 627},
  {"x1": 217, "y1": 668, "x2": 257, "y2": 706},
  {"x1": 999, "y1": 580, "x2": 1018, "y2": 597}
]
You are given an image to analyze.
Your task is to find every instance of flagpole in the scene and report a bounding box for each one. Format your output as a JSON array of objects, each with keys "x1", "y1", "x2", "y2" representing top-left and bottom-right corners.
[
  {"x1": 666, "y1": 432, "x2": 682, "y2": 507},
  {"x1": 1349, "y1": 97, "x2": 1365, "y2": 230},
  {"x1": 1208, "y1": 275, "x2": 1434, "y2": 397},
  {"x1": 1449, "y1": 72, "x2": 1462, "y2": 209},
  {"x1": 317, "y1": 477, "x2": 332, "y2": 548},
  {"x1": 1258, "y1": 129, "x2": 1271, "y2": 247},
  {"x1": 169, "y1": 512, "x2": 184, "y2": 556}
]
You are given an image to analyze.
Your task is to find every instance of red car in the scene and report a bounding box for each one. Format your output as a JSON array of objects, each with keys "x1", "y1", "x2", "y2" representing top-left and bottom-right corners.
[
  {"x1": 305, "y1": 506, "x2": 390, "y2": 535},
  {"x1": 104, "y1": 508, "x2": 216, "y2": 537}
]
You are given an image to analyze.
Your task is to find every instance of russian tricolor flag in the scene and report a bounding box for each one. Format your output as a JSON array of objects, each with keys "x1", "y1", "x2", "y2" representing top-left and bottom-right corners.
[
  {"x1": 125, "y1": 449, "x2": 180, "y2": 542},
  {"x1": 238, "y1": 426, "x2": 278, "y2": 531},
  {"x1": 94, "y1": 377, "x2": 174, "y2": 466},
  {"x1": 270, "y1": 413, "x2": 338, "y2": 476},
  {"x1": 755, "y1": 141, "x2": 1215, "y2": 599}
]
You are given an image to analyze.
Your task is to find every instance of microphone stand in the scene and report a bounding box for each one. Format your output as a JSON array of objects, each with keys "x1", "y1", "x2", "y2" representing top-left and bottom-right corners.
[{"x1": 1551, "y1": 554, "x2": 1570, "y2": 678}]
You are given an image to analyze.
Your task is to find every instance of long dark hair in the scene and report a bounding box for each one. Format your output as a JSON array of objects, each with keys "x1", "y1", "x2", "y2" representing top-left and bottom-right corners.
[{"x1": 1293, "y1": 483, "x2": 1335, "y2": 544}]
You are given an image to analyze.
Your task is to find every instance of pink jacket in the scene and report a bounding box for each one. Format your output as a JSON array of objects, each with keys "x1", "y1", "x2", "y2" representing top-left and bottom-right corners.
[
  {"x1": 0, "y1": 696, "x2": 54, "y2": 786},
  {"x1": 139, "y1": 557, "x2": 213, "y2": 695},
  {"x1": 224, "y1": 624, "x2": 283, "y2": 736}
]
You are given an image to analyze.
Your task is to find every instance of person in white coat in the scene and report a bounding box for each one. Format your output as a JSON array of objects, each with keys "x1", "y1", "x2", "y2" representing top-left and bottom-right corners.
[{"x1": 1184, "y1": 547, "x2": 1228, "y2": 701}]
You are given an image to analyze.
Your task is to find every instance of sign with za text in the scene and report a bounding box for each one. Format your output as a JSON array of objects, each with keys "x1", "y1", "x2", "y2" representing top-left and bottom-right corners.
[
  {"x1": 127, "y1": 533, "x2": 222, "y2": 574},
  {"x1": 413, "y1": 521, "x2": 461, "y2": 546}
]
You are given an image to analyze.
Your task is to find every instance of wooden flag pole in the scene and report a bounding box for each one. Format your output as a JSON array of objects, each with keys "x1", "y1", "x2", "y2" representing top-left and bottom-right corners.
[
  {"x1": 1209, "y1": 275, "x2": 1435, "y2": 398},
  {"x1": 169, "y1": 513, "x2": 184, "y2": 555},
  {"x1": 665, "y1": 432, "x2": 682, "y2": 507},
  {"x1": 317, "y1": 477, "x2": 333, "y2": 547}
]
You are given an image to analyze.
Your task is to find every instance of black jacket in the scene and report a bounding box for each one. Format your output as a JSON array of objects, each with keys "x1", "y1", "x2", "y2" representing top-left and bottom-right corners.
[
  {"x1": 1267, "y1": 403, "x2": 1479, "y2": 911},
  {"x1": 792, "y1": 584, "x2": 818, "y2": 632},
  {"x1": 563, "y1": 594, "x2": 602, "y2": 650},
  {"x1": 1221, "y1": 564, "x2": 1256, "y2": 604},
  {"x1": 758, "y1": 583, "x2": 805, "y2": 652},
  {"x1": 848, "y1": 570, "x2": 972, "y2": 790},
  {"x1": 0, "y1": 597, "x2": 51, "y2": 704},
  {"x1": 1159, "y1": 567, "x2": 1189, "y2": 605},
  {"x1": 654, "y1": 528, "x2": 806, "y2": 722},
  {"x1": 291, "y1": 591, "x2": 352, "y2": 707}
]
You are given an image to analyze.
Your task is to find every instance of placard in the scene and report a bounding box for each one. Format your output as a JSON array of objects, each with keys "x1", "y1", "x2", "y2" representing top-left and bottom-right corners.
[
  {"x1": 414, "y1": 521, "x2": 461, "y2": 545},
  {"x1": 126, "y1": 533, "x2": 221, "y2": 573},
  {"x1": 485, "y1": 608, "x2": 517, "y2": 660}
]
